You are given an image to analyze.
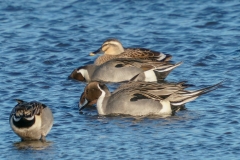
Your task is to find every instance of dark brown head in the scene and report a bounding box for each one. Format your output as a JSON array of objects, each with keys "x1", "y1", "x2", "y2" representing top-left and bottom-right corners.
[
  {"x1": 69, "y1": 66, "x2": 88, "y2": 82},
  {"x1": 79, "y1": 82, "x2": 104, "y2": 111}
]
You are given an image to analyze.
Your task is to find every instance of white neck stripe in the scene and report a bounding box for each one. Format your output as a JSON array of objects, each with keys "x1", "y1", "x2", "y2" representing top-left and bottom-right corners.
[
  {"x1": 96, "y1": 84, "x2": 105, "y2": 115},
  {"x1": 77, "y1": 69, "x2": 89, "y2": 80}
]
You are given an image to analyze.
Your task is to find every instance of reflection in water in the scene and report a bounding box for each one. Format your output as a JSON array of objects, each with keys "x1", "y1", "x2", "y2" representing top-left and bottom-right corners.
[
  {"x1": 81, "y1": 109, "x2": 200, "y2": 126},
  {"x1": 13, "y1": 140, "x2": 52, "y2": 150}
]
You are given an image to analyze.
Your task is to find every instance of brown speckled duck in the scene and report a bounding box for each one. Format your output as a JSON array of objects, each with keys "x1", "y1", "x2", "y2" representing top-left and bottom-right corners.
[{"x1": 90, "y1": 39, "x2": 172, "y2": 65}]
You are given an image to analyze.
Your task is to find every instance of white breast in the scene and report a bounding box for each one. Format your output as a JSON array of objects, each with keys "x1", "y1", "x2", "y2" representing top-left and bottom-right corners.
[
  {"x1": 144, "y1": 70, "x2": 157, "y2": 82},
  {"x1": 159, "y1": 99, "x2": 172, "y2": 115},
  {"x1": 96, "y1": 85, "x2": 106, "y2": 115}
]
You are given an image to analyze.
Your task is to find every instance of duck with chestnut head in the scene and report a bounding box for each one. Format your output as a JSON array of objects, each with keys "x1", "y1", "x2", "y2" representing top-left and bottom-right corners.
[{"x1": 79, "y1": 81, "x2": 222, "y2": 116}]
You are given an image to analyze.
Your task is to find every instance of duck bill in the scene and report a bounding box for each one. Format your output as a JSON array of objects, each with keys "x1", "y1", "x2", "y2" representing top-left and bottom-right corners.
[
  {"x1": 79, "y1": 92, "x2": 87, "y2": 110},
  {"x1": 79, "y1": 92, "x2": 98, "y2": 111},
  {"x1": 89, "y1": 47, "x2": 103, "y2": 56},
  {"x1": 79, "y1": 98, "x2": 88, "y2": 111},
  {"x1": 79, "y1": 103, "x2": 87, "y2": 111},
  {"x1": 79, "y1": 99, "x2": 98, "y2": 111}
]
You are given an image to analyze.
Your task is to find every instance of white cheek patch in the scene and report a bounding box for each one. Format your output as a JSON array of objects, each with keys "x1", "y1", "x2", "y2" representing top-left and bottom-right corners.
[{"x1": 13, "y1": 116, "x2": 21, "y2": 122}]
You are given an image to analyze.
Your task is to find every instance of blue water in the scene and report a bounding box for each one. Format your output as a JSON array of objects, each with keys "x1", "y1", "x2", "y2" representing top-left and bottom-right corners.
[{"x1": 1, "y1": 0, "x2": 240, "y2": 159}]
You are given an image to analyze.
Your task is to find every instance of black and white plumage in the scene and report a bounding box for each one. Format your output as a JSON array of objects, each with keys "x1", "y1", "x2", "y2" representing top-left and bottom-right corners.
[{"x1": 9, "y1": 99, "x2": 53, "y2": 141}]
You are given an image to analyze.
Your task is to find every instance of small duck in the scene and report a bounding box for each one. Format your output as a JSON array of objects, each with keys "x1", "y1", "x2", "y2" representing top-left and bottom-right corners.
[
  {"x1": 9, "y1": 99, "x2": 54, "y2": 141},
  {"x1": 69, "y1": 58, "x2": 182, "y2": 83},
  {"x1": 90, "y1": 39, "x2": 172, "y2": 65},
  {"x1": 79, "y1": 81, "x2": 222, "y2": 116}
]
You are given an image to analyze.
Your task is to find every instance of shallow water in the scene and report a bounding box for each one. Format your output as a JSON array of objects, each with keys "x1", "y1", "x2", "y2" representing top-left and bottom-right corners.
[{"x1": 1, "y1": 0, "x2": 240, "y2": 159}]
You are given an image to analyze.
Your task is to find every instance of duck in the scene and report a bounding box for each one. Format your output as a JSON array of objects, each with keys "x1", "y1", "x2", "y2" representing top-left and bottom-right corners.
[
  {"x1": 79, "y1": 81, "x2": 222, "y2": 116},
  {"x1": 90, "y1": 39, "x2": 172, "y2": 65},
  {"x1": 9, "y1": 99, "x2": 54, "y2": 141},
  {"x1": 69, "y1": 58, "x2": 182, "y2": 83}
]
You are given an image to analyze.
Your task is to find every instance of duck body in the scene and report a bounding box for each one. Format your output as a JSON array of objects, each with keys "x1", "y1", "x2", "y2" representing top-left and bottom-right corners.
[
  {"x1": 90, "y1": 39, "x2": 172, "y2": 65},
  {"x1": 9, "y1": 100, "x2": 53, "y2": 141},
  {"x1": 82, "y1": 82, "x2": 172, "y2": 116},
  {"x1": 92, "y1": 60, "x2": 144, "y2": 82},
  {"x1": 97, "y1": 88, "x2": 172, "y2": 116},
  {"x1": 79, "y1": 81, "x2": 222, "y2": 116},
  {"x1": 70, "y1": 59, "x2": 182, "y2": 83}
]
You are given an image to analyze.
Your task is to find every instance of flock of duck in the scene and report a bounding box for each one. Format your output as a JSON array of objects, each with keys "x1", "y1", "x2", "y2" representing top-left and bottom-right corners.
[{"x1": 9, "y1": 38, "x2": 222, "y2": 141}]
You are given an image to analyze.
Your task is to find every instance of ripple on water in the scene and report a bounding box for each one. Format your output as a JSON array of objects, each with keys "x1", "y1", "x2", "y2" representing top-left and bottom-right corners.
[{"x1": 1, "y1": 0, "x2": 240, "y2": 159}]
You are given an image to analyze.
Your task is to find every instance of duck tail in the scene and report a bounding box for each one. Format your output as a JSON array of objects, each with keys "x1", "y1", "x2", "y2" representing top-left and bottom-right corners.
[
  {"x1": 129, "y1": 62, "x2": 182, "y2": 82},
  {"x1": 169, "y1": 81, "x2": 223, "y2": 106},
  {"x1": 154, "y1": 62, "x2": 183, "y2": 72},
  {"x1": 153, "y1": 62, "x2": 182, "y2": 80}
]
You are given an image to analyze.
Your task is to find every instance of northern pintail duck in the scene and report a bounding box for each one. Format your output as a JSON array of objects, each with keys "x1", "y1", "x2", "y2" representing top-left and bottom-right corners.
[
  {"x1": 90, "y1": 39, "x2": 172, "y2": 65},
  {"x1": 9, "y1": 99, "x2": 54, "y2": 141},
  {"x1": 79, "y1": 81, "x2": 222, "y2": 116},
  {"x1": 70, "y1": 58, "x2": 182, "y2": 83}
]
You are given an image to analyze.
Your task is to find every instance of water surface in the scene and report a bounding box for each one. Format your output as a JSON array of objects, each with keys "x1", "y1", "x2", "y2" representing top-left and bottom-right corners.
[{"x1": 1, "y1": 0, "x2": 240, "y2": 159}]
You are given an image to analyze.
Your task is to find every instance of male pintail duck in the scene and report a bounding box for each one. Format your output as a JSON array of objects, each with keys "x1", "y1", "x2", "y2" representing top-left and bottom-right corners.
[
  {"x1": 90, "y1": 39, "x2": 172, "y2": 65},
  {"x1": 69, "y1": 58, "x2": 182, "y2": 83},
  {"x1": 79, "y1": 81, "x2": 222, "y2": 116},
  {"x1": 9, "y1": 99, "x2": 54, "y2": 141}
]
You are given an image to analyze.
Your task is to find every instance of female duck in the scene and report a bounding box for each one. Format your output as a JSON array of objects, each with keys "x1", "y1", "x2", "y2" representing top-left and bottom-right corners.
[{"x1": 90, "y1": 39, "x2": 172, "y2": 65}]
